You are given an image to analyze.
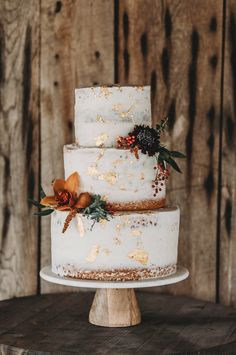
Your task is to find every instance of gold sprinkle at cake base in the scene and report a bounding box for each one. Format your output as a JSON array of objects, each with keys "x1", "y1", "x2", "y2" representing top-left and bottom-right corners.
[
  {"x1": 110, "y1": 198, "x2": 166, "y2": 211},
  {"x1": 54, "y1": 264, "x2": 177, "y2": 281}
]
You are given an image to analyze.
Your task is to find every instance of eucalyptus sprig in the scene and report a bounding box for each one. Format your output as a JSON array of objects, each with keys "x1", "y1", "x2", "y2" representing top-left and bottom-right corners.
[{"x1": 81, "y1": 194, "x2": 113, "y2": 229}]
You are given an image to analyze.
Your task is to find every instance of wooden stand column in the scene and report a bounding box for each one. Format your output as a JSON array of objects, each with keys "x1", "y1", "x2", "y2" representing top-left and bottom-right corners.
[{"x1": 89, "y1": 288, "x2": 141, "y2": 327}]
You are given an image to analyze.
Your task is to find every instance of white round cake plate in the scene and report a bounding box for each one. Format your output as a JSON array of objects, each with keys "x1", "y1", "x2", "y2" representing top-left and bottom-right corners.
[{"x1": 40, "y1": 265, "x2": 189, "y2": 328}]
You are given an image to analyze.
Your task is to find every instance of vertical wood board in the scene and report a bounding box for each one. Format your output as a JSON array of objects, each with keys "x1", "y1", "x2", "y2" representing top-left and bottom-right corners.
[
  {"x1": 118, "y1": 0, "x2": 223, "y2": 301},
  {"x1": 220, "y1": 0, "x2": 236, "y2": 307},
  {"x1": 0, "y1": 0, "x2": 40, "y2": 299},
  {"x1": 40, "y1": 0, "x2": 114, "y2": 293}
]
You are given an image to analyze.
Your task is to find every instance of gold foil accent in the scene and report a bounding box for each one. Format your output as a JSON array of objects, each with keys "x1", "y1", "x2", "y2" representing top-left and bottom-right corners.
[
  {"x1": 135, "y1": 86, "x2": 144, "y2": 91},
  {"x1": 128, "y1": 249, "x2": 149, "y2": 265},
  {"x1": 96, "y1": 149, "x2": 105, "y2": 161},
  {"x1": 112, "y1": 103, "x2": 135, "y2": 119},
  {"x1": 131, "y1": 229, "x2": 142, "y2": 236},
  {"x1": 99, "y1": 219, "x2": 108, "y2": 228},
  {"x1": 95, "y1": 133, "x2": 108, "y2": 147},
  {"x1": 76, "y1": 216, "x2": 85, "y2": 237},
  {"x1": 103, "y1": 248, "x2": 110, "y2": 256},
  {"x1": 121, "y1": 215, "x2": 130, "y2": 225},
  {"x1": 113, "y1": 237, "x2": 122, "y2": 245},
  {"x1": 96, "y1": 114, "x2": 106, "y2": 123},
  {"x1": 112, "y1": 103, "x2": 123, "y2": 112},
  {"x1": 100, "y1": 86, "x2": 112, "y2": 97},
  {"x1": 112, "y1": 159, "x2": 124, "y2": 166},
  {"x1": 119, "y1": 185, "x2": 126, "y2": 191},
  {"x1": 86, "y1": 245, "x2": 100, "y2": 263},
  {"x1": 116, "y1": 224, "x2": 121, "y2": 231},
  {"x1": 119, "y1": 106, "x2": 134, "y2": 119},
  {"x1": 102, "y1": 195, "x2": 109, "y2": 202},
  {"x1": 98, "y1": 171, "x2": 117, "y2": 185},
  {"x1": 87, "y1": 166, "x2": 99, "y2": 176}
]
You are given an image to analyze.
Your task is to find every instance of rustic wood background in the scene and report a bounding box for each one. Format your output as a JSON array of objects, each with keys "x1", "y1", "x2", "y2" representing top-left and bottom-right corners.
[{"x1": 0, "y1": 0, "x2": 235, "y2": 306}]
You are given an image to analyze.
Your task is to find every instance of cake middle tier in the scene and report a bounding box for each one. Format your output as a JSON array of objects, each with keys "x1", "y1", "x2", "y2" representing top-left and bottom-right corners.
[{"x1": 64, "y1": 144, "x2": 166, "y2": 210}]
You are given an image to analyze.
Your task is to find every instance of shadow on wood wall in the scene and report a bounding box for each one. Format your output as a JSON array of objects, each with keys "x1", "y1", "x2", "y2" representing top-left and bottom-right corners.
[{"x1": 0, "y1": 0, "x2": 235, "y2": 306}]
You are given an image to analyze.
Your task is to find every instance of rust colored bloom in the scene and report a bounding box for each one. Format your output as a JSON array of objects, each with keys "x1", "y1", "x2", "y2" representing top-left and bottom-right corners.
[{"x1": 40, "y1": 172, "x2": 92, "y2": 211}]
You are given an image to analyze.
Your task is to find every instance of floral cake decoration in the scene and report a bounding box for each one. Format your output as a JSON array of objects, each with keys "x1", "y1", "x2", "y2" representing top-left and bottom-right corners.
[
  {"x1": 29, "y1": 172, "x2": 112, "y2": 232},
  {"x1": 117, "y1": 117, "x2": 186, "y2": 196}
]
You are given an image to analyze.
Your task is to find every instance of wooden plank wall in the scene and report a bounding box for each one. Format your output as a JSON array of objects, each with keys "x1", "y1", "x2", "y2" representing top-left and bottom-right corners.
[
  {"x1": 0, "y1": 0, "x2": 39, "y2": 300},
  {"x1": 220, "y1": 0, "x2": 236, "y2": 306},
  {"x1": 40, "y1": 0, "x2": 114, "y2": 293},
  {"x1": 0, "y1": 0, "x2": 235, "y2": 307}
]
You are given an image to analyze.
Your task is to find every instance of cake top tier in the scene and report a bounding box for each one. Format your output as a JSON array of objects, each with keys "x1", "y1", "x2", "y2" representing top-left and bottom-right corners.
[{"x1": 74, "y1": 85, "x2": 151, "y2": 147}]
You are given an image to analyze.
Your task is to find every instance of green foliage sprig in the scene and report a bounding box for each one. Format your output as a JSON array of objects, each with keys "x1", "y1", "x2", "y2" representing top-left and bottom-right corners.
[
  {"x1": 81, "y1": 194, "x2": 113, "y2": 229},
  {"x1": 28, "y1": 186, "x2": 54, "y2": 216},
  {"x1": 156, "y1": 117, "x2": 186, "y2": 173}
]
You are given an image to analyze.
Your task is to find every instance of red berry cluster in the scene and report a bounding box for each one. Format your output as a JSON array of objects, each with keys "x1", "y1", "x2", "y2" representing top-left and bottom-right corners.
[
  {"x1": 152, "y1": 164, "x2": 170, "y2": 197},
  {"x1": 117, "y1": 135, "x2": 136, "y2": 149}
]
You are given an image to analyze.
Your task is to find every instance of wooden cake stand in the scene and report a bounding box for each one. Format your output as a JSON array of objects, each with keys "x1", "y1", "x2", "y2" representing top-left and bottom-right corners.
[{"x1": 40, "y1": 265, "x2": 189, "y2": 328}]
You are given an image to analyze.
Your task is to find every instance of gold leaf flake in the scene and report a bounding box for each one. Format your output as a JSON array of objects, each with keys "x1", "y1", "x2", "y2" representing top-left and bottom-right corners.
[
  {"x1": 99, "y1": 219, "x2": 108, "y2": 228},
  {"x1": 86, "y1": 245, "x2": 100, "y2": 263},
  {"x1": 95, "y1": 133, "x2": 108, "y2": 147},
  {"x1": 96, "y1": 114, "x2": 106, "y2": 123},
  {"x1": 140, "y1": 172, "x2": 145, "y2": 180},
  {"x1": 96, "y1": 149, "x2": 105, "y2": 161},
  {"x1": 119, "y1": 105, "x2": 135, "y2": 119},
  {"x1": 135, "y1": 86, "x2": 144, "y2": 91},
  {"x1": 102, "y1": 195, "x2": 109, "y2": 202},
  {"x1": 112, "y1": 159, "x2": 124, "y2": 166},
  {"x1": 113, "y1": 237, "x2": 122, "y2": 245},
  {"x1": 131, "y1": 229, "x2": 142, "y2": 236},
  {"x1": 112, "y1": 103, "x2": 123, "y2": 112},
  {"x1": 128, "y1": 249, "x2": 149, "y2": 265},
  {"x1": 121, "y1": 215, "x2": 130, "y2": 225},
  {"x1": 119, "y1": 185, "x2": 126, "y2": 191},
  {"x1": 87, "y1": 166, "x2": 99, "y2": 176},
  {"x1": 100, "y1": 86, "x2": 112, "y2": 97},
  {"x1": 103, "y1": 248, "x2": 110, "y2": 256},
  {"x1": 98, "y1": 171, "x2": 117, "y2": 185},
  {"x1": 76, "y1": 216, "x2": 85, "y2": 237},
  {"x1": 116, "y1": 224, "x2": 121, "y2": 231}
]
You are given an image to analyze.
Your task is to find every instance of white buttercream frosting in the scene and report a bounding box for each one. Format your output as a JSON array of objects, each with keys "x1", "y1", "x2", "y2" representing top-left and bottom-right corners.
[
  {"x1": 64, "y1": 145, "x2": 166, "y2": 204},
  {"x1": 51, "y1": 207, "x2": 180, "y2": 272},
  {"x1": 74, "y1": 86, "x2": 151, "y2": 147}
]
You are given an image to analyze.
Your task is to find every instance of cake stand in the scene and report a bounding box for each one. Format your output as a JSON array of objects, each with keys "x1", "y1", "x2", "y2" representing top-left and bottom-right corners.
[{"x1": 40, "y1": 266, "x2": 189, "y2": 328}]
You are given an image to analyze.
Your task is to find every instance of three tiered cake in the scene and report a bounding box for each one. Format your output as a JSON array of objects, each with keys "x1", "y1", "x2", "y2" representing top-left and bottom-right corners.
[{"x1": 39, "y1": 85, "x2": 182, "y2": 281}]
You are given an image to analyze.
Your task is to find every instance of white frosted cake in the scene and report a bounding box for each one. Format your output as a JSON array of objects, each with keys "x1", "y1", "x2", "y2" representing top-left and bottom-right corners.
[
  {"x1": 52, "y1": 207, "x2": 179, "y2": 280},
  {"x1": 37, "y1": 85, "x2": 183, "y2": 281}
]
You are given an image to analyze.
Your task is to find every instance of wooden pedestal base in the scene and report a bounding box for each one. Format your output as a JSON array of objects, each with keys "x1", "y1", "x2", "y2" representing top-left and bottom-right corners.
[
  {"x1": 40, "y1": 266, "x2": 189, "y2": 328},
  {"x1": 89, "y1": 288, "x2": 141, "y2": 327}
]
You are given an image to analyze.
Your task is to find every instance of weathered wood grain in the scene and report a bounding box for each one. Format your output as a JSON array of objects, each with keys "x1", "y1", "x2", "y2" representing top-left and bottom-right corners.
[
  {"x1": 0, "y1": 0, "x2": 39, "y2": 299},
  {"x1": 40, "y1": 0, "x2": 114, "y2": 293},
  {"x1": 219, "y1": 0, "x2": 236, "y2": 307},
  {"x1": 1, "y1": 292, "x2": 236, "y2": 353},
  {"x1": 118, "y1": 0, "x2": 223, "y2": 301},
  {"x1": 89, "y1": 288, "x2": 141, "y2": 327}
]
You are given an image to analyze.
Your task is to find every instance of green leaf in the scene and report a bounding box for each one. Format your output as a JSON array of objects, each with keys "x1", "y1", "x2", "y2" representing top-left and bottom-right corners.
[
  {"x1": 34, "y1": 209, "x2": 54, "y2": 216},
  {"x1": 165, "y1": 156, "x2": 182, "y2": 173},
  {"x1": 156, "y1": 117, "x2": 168, "y2": 135},
  {"x1": 169, "y1": 151, "x2": 186, "y2": 158},
  {"x1": 28, "y1": 198, "x2": 45, "y2": 209},
  {"x1": 40, "y1": 185, "x2": 46, "y2": 199}
]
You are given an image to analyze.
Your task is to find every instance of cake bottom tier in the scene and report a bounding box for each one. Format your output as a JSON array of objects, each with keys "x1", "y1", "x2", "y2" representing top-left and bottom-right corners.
[{"x1": 51, "y1": 206, "x2": 180, "y2": 281}]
